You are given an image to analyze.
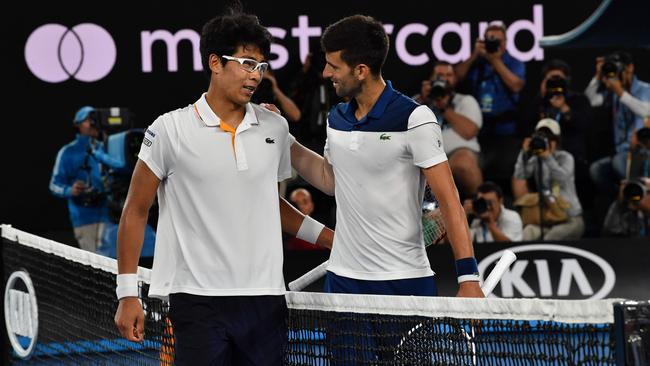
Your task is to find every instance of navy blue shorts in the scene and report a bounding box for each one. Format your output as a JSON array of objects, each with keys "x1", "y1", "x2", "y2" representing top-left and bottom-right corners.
[
  {"x1": 324, "y1": 271, "x2": 438, "y2": 296},
  {"x1": 168, "y1": 293, "x2": 287, "y2": 366},
  {"x1": 323, "y1": 273, "x2": 437, "y2": 365}
]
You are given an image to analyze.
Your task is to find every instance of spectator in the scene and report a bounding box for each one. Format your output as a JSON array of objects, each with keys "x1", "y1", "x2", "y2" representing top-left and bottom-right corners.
[
  {"x1": 49, "y1": 106, "x2": 122, "y2": 252},
  {"x1": 603, "y1": 177, "x2": 650, "y2": 237},
  {"x1": 464, "y1": 181, "x2": 522, "y2": 243},
  {"x1": 514, "y1": 119, "x2": 584, "y2": 240},
  {"x1": 285, "y1": 188, "x2": 331, "y2": 250},
  {"x1": 455, "y1": 23, "x2": 525, "y2": 190},
  {"x1": 585, "y1": 51, "x2": 650, "y2": 195},
  {"x1": 414, "y1": 61, "x2": 483, "y2": 198}
]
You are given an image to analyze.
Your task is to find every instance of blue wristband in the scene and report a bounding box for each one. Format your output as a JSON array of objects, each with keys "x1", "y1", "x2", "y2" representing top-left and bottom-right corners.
[{"x1": 455, "y1": 257, "x2": 479, "y2": 277}]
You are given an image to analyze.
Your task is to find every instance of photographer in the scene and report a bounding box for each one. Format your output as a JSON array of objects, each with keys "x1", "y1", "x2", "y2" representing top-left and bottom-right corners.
[
  {"x1": 455, "y1": 23, "x2": 525, "y2": 189},
  {"x1": 514, "y1": 119, "x2": 584, "y2": 240},
  {"x1": 585, "y1": 51, "x2": 650, "y2": 195},
  {"x1": 464, "y1": 181, "x2": 522, "y2": 243},
  {"x1": 603, "y1": 178, "x2": 650, "y2": 237},
  {"x1": 603, "y1": 128, "x2": 650, "y2": 237},
  {"x1": 518, "y1": 59, "x2": 592, "y2": 204},
  {"x1": 414, "y1": 61, "x2": 483, "y2": 197},
  {"x1": 49, "y1": 106, "x2": 122, "y2": 251}
]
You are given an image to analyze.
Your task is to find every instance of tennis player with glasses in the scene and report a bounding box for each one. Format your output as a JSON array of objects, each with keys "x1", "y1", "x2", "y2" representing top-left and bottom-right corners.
[
  {"x1": 289, "y1": 15, "x2": 484, "y2": 299},
  {"x1": 113, "y1": 9, "x2": 331, "y2": 366}
]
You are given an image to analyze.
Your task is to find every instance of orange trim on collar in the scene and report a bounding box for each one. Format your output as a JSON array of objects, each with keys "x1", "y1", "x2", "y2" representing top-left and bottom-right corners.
[
  {"x1": 219, "y1": 120, "x2": 236, "y2": 149},
  {"x1": 193, "y1": 104, "x2": 203, "y2": 122}
]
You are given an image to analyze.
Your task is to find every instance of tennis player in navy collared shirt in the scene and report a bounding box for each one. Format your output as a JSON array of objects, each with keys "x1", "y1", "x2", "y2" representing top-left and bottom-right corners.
[{"x1": 290, "y1": 15, "x2": 485, "y2": 299}]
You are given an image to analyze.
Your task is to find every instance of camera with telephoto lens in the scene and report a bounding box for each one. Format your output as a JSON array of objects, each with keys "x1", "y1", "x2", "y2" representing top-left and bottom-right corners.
[
  {"x1": 473, "y1": 197, "x2": 491, "y2": 215},
  {"x1": 529, "y1": 132, "x2": 549, "y2": 155},
  {"x1": 485, "y1": 37, "x2": 501, "y2": 53},
  {"x1": 428, "y1": 78, "x2": 451, "y2": 100},
  {"x1": 601, "y1": 54, "x2": 625, "y2": 79},
  {"x1": 545, "y1": 76, "x2": 568, "y2": 98}
]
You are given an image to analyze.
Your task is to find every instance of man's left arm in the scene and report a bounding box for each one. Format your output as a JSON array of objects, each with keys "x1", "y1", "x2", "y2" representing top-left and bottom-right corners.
[
  {"x1": 619, "y1": 88, "x2": 650, "y2": 119},
  {"x1": 92, "y1": 143, "x2": 126, "y2": 170},
  {"x1": 423, "y1": 163, "x2": 484, "y2": 297},
  {"x1": 439, "y1": 95, "x2": 481, "y2": 140},
  {"x1": 408, "y1": 106, "x2": 483, "y2": 298},
  {"x1": 279, "y1": 197, "x2": 333, "y2": 249}
]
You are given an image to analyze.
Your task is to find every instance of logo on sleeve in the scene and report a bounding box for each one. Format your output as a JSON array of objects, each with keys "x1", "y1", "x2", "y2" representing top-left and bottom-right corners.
[
  {"x1": 265, "y1": 137, "x2": 275, "y2": 144},
  {"x1": 379, "y1": 133, "x2": 391, "y2": 141},
  {"x1": 437, "y1": 139, "x2": 441, "y2": 148},
  {"x1": 143, "y1": 138, "x2": 152, "y2": 147},
  {"x1": 145, "y1": 129, "x2": 156, "y2": 138}
]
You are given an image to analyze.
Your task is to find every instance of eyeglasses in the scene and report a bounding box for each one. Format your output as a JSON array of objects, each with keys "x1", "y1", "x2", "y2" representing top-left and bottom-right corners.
[{"x1": 221, "y1": 55, "x2": 269, "y2": 74}]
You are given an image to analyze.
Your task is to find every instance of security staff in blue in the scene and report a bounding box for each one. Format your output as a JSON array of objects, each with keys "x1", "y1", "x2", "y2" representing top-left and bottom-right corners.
[{"x1": 49, "y1": 106, "x2": 121, "y2": 252}]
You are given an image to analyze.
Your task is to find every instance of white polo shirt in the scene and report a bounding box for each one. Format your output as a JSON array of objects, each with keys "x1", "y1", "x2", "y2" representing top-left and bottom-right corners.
[
  {"x1": 325, "y1": 81, "x2": 447, "y2": 281},
  {"x1": 139, "y1": 94, "x2": 292, "y2": 299}
]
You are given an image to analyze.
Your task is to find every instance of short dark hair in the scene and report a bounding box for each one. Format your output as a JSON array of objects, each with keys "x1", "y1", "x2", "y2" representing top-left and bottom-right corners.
[
  {"x1": 478, "y1": 181, "x2": 504, "y2": 199},
  {"x1": 541, "y1": 59, "x2": 571, "y2": 79},
  {"x1": 199, "y1": 9, "x2": 272, "y2": 77},
  {"x1": 321, "y1": 15, "x2": 389, "y2": 75},
  {"x1": 433, "y1": 60, "x2": 452, "y2": 69},
  {"x1": 484, "y1": 24, "x2": 506, "y2": 39},
  {"x1": 612, "y1": 50, "x2": 634, "y2": 66}
]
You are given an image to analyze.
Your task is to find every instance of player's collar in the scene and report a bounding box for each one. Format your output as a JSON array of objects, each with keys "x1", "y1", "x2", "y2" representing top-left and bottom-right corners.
[
  {"x1": 194, "y1": 93, "x2": 258, "y2": 127},
  {"x1": 343, "y1": 80, "x2": 395, "y2": 121}
]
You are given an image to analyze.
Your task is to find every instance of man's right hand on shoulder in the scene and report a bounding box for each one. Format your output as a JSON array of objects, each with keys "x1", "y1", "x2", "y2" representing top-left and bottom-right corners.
[{"x1": 114, "y1": 297, "x2": 145, "y2": 342}]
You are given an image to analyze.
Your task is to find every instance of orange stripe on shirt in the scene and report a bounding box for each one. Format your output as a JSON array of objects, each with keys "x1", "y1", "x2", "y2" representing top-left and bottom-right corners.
[
  {"x1": 194, "y1": 103, "x2": 236, "y2": 152},
  {"x1": 219, "y1": 120, "x2": 236, "y2": 150}
]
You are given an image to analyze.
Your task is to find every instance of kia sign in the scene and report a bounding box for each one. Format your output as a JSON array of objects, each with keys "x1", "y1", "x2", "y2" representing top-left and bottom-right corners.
[
  {"x1": 4, "y1": 270, "x2": 39, "y2": 359},
  {"x1": 25, "y1": 23, "x2": 116, "y2": 83},
  {"x1": 479, "y1": 244, "x2": 616, "y2": 300}
]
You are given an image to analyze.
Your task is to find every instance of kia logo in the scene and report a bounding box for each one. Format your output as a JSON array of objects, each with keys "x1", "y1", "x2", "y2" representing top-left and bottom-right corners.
[
  {"x1": 25, "y1": 23, "x2": 116, "y2": 83},
  {"x1": 479, "y1": 244, "x2": 615, "y2": 299}
]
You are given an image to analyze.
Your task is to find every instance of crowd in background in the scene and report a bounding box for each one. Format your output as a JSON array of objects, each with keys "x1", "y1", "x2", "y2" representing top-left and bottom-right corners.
[
  {"x1": 51, "y1": 25, "x2": 650, "y2": 254},
  {"x1": 275, "y1": 24, "x2": 650, "y2": 248}
]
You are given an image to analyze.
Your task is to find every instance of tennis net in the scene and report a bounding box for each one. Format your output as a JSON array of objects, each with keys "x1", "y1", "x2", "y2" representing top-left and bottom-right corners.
[{"x1": 0, "y1": 224, "x2": 633, "y2": 365}]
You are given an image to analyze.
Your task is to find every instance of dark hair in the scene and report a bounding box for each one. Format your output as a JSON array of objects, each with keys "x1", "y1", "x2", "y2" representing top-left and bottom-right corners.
[
  {"x1": 321, "y1": 15, "x2": 389, "y2": 75},
  {"x1": 536, "y1": 127, "x2": 561, "y2": 145},
  {"x1": 611, "y1": 50, "x2": 634, "y2": 66},
  {"x1": 477, "y1": 181, "x2": 504, "y2": 199},
  {"x1": 484, "y1": 24, "x2": 506, "y2": 39},
  {"x1": 541, "y1": 59, "x2": 571, "y2": 79},
  {"x1": 433, "y1": 60, "x2": 452, "y2": 68},
  {"x1": 199, "y1": 8, "x2": 272, "y2": 78}
]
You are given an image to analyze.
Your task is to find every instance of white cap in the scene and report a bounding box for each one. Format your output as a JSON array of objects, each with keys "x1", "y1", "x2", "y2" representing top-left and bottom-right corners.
[{"x1": 535, "y1": 118, "x2": 561, "y2": 136}]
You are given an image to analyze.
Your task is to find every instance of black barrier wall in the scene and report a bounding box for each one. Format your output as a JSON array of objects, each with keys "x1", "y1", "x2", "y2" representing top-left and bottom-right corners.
[
  {"x1": 284, "y1": 238, "x2": 650, "y2": 300},
  {"x1": 3, "y1": 0, "x2": 649, "y2": 236}
]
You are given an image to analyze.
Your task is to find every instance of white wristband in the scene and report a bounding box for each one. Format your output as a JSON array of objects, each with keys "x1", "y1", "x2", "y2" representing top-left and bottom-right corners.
[
  {"x1": 457, "y1": 274, "x2": 480, "y2": 284},
  {"x1": 296, "y1": 215, "x2": 325, "y2": 244},
  {"x1": 116, "y1": 273, "x2": 139, "y2": 300}
]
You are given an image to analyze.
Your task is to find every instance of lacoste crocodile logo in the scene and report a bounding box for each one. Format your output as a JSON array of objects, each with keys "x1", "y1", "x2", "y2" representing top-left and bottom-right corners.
[{"x1": 379, "y1": 133, "x2": 391, "y2": 141}]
